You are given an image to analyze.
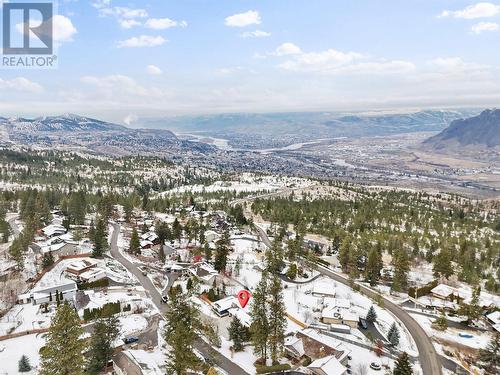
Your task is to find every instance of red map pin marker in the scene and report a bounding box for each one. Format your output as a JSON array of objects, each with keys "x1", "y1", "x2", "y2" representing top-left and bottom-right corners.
[{"x1": 237, "y1": 290, "x2": 251, "y2": 308}]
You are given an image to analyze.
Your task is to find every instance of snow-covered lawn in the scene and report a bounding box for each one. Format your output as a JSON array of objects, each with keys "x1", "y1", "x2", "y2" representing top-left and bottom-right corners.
[
  {"x1": 410, "y1": 313, "x2": 493, "y2": 350},
  {"x1": 0, "y1": 333, "x2": 46, "y2": 374}
]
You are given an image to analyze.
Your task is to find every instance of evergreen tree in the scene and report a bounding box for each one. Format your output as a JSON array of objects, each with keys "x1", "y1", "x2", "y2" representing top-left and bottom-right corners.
[
  {"x1": 228, "y1": 316, "x2": 249, "y2": 352},
  {"x1": 393, "y1": 352, "x2": 413, "y2": 375},
  {"x1": 164, "y1": 286, "x2": 202, "y2": 374},
  {"x1": 87, "y1": 315, "x2": 120, "y2": 375},
  {"x1": 251, "y1": 271, "x2": 270, "y2": 362},
  {"x1": 365, "y1": 246, "x2": 382, "y2": 286},
  {"x1": 214, "y1": 228, "x2": 230, "y2": 273},
  {"x1": 18, "y1": 355, "x2": 32, "y2": 372},
  {"x1": 387, "y1": 322, "x2": 400, "y2": 347},
  {"x1": 92, "y1": 217, "x2": 108, "y2": 257},
  {"x1": 392, "y1": 248, "x2": 409, "y2": 292},
  {"x1": 128, "y1": 228, "x2": 141, "y2": 255},
  {"x1": 433, "y1": 246, "x2": 454, "y2": 279},
  {"x1": 268, "y1": 275, "x2": 286, "y2": 364},
  {"x1": 458, "y1": 286, "x2": 482, "y2": 325},
  {"x1": 478, "y1": 334, "x2": 499, "y2": 374},
  {"x1": 366, "y1": 305, "x2": 377, "y2": 323},
  {"x1": 338, "y1": 236, "x2": 352, "y2": 272},
  {"x1": 433, "y1": 311, "x2": 448, "y2": 331},
  {"x1": 266, "y1": 237, "x2": 284, "y2": 273},
  {"x1": 40, "y1": 303, "x2": 86, "y2": 375}
]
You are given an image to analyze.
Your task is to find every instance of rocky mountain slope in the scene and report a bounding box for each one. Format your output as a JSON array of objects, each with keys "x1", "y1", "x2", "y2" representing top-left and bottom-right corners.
[
  {"x1": 0, "y1": 114, "x2": 212, "y2": 156},
  {"x1": 425, "y1": 109, "x2": 500, "y2": 148}
]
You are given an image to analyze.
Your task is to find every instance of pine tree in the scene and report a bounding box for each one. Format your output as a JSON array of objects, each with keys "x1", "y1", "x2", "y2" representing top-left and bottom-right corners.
[
  {"x1": 18, "y1": 355, "x2": 32, "y2": 372},
  {"x1": 433, "y1": 311, "x2": 448, "y2": 331},
  {"x1": 164, "y1": 286, "x2": 202, "y2": 374},
  {"x1": 87, "y1": 315, "x2": 120, "y2": 375},
  {"x1": 458, "y1": 286, "x2": 482, "y2": 325},
  {"x1": 478, "y1": 334, "x2": 499, "y2": 374},
  {"x1": 366, "y1": 305, "x2": 377, "y2": 323},
  {"x1": 366, "y1": 246, "x2": 382, "y2": 286},
  {"x1": 392, "y1": 247, "x2": 409, "y2": 292},
  {"x1": 92, "y1": 217, "x2": 108, "y2": 257},
  {"x1": 214, "y1": 228, "x2": 230, "y2": 273},
  {"x1": 228, "y1": 316, "x2": 247, "y2": 352},
  {"x1": 266, "y1": 237, "x2": 284, "y2": 273},
  {"x1": 128, "y1": 228, "x2": 141, "y2": 255},
  {"x1": 268, "y1": 275, "x2": 286, "y2": 364},
  {"x1": 433, "y1": 246, "x2": 454, "y2": 279},
  {"x1": 387, "y1": 322, "x2": 400, "y2": 347},
  {"x1": 338, "y1": 236, "x2": 352, "y2": 272},
  {"x1": 251, "y1": 271, "x2": 270, "y2": 362},
  {"x1": 393, "y1": 352, "x2": 413, "y2": 375},
  {"x1": 40, "y1": 303, "x2": 87, "y2": 375}
]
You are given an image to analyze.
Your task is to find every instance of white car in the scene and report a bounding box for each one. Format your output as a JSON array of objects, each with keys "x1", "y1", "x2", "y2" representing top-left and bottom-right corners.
[{"x1": 370, "y1": 362, "x2": 381, "y2": 371}]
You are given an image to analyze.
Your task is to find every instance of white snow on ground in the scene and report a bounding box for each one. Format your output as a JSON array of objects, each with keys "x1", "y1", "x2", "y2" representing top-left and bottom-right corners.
[
  {"x1": 160, "y1": 174, "x2": 313, "y2": 196},
  {"x1": 0, "y1": 333, "x2": 46, "y2": 374},
  {"x1": 218, "y1": 337, "x2": 258, "y2": 374},
  {"x1": 0, "y1": 303, "x2": 55, "y2": 336},
  {"x1": 410, "y1": 313, "x2": 493, "y2": 350},
  {"x1": 118, "y1": 314, "x2": 148, "y2": 339}
]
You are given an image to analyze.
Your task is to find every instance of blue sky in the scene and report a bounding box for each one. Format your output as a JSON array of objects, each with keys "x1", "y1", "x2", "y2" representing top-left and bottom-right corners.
[{"x1": 1, "y1": 0, "x2": 500, "y2": 124}]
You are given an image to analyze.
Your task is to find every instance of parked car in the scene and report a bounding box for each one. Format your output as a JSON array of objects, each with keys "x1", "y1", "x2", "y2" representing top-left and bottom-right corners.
[
  {"x1": 161, "y1": 295, "x2": 168, "y2": 303},
  {"x1": 123, "y1": 336, "x2": 139, "y2": 345},
  {"x1": 370, "y1": 362, "x2": 381, "y2": 371},
  {"x1": 358, "y1": 318, "x2": 368, "y2": 330}
]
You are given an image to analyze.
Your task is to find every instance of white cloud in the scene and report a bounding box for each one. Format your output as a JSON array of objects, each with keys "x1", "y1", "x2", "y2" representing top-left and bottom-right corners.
[
  {"x1": 471, "y1": 21, "x2": 499, "y2": 33},
  {"x1": 120, "y1": 19, "x2": 142, "y2": 29},
  {"x1": 81, "y1": 74, "x2": 166, "y2": 98},
  {"x1": 274, "y1": 42, "x2": 302, "y2": 56},
  {"x1": 225, "y1": 10, "x2": 261, "y2": 27},
  {"x1": 117, "y1": 35, "x2": 166, "y2": 48},
  {"x1": 53, "y1": 15, "x2": 78, "y2": 42},
  {"x1": 428, "y1": 57, "x2": 489, "y2": 73},
  {"x1": 241, "y1": 30, "x2": 271, "y2": 38},
  {"x1": 146, "y1": 65, "x2": 163, "y2": 75},
  {"x1": 440, "y1": 2, "x2": 500, "y2": 19},
  {"x1": 274, "y1": 44, "x2": 415, "y2": 75},
  {"x1": 0, "y1": 77, "x2": 43, "y2": 93},
  {"x1": 16, "y1": 15, "x2": 77, "y2": 43},
  {"x1": 145, "y1": 18, "x2": 187, "y2": 30},
  {"x1": 93, "y1": 1, "x2": 148, "y2": 28}
]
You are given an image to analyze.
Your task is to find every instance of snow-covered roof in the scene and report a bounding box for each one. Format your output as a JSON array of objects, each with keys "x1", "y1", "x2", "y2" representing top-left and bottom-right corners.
[
  {"x1": 431, "y1": 284, "x2": 456, "y2": 298},
  {"x1": 212, "y1": 296, "x2": 238, "y2": 313},
  {"x1": 66, "y1": 258, "x2": 98, "y2": 273},
  {"x1": 284, "y1": 335, "x2": 305, "y2": 357},
  {"x1": 308, "y1": 355, "x2": 347, "y2": 375},
  {"x1": 324, "y1": 298, "x2": 350, "y2": 310},
  {"x1": 42, "y1": 224, "x2": 67, "y2": 237},
  {"x1": 79, "y1": 268, "x2": 106, "y2": 281},
  {"x1": 312, "y1": 284, "x2": 336, "y2": 297},
  {"x1": 487, "y1": 311, "x2": 500, "y2": 325},
  {"x1": 140, "y1": 240, "x2": 154, "y2": 248},
  {"x1": 228, "y1": 307, "x2": 252, "y2": 327}
]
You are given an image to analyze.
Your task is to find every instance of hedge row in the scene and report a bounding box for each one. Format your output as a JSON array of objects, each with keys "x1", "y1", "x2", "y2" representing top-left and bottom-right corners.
[{"x1": 77, "y1": 278, "x2": 109, "y2": 290}]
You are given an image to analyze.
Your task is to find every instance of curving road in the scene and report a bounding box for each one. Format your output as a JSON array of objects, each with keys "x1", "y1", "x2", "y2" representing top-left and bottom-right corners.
[
  {"x1": 254, "y1": 224, "x2": 443, "y2": 375},
  {"x1": 109, "y1": 223, "x2": 249, "y2": 375}
]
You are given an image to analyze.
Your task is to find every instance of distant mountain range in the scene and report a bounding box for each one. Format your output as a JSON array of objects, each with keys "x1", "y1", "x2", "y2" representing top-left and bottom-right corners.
[
  {"x1": 425, "y1": 109, "x2": 500, "y2": 149},
  {"x1": 138, "y1": 109, "x2": 480, "y2": 149},
  {"x1": 0, "y1": 114, "x2": 212, "y2": 155}
]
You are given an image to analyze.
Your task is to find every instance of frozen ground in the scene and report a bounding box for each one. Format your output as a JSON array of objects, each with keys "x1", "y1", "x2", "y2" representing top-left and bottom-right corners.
[{"x1": 0, "y1": 333, "x2": 45, "y2": 374}]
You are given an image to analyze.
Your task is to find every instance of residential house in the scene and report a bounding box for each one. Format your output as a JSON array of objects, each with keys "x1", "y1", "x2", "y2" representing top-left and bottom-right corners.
[
  {"x1": 307, "y1": 355, "x2": 347, "y2": 375},
  {"x1": 212, "y1": 296, "x2": 238, "y2": 317},
  {"x1": 66, "y1": 258, "x2": 99, "y2": 277},
  {"x1": 19, "y1": 280, "x2": 77, "y2": 305},
  {"x1": 190, "y1": 262, "x2": 218, "y2": 285}
]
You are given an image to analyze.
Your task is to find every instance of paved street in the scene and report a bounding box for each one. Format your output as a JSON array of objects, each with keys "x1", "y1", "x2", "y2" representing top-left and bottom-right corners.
[{"x1": 109, "y1": 223, "x2": 249, "y2": 375}]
